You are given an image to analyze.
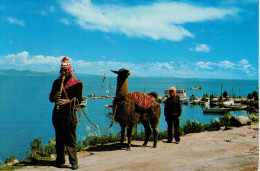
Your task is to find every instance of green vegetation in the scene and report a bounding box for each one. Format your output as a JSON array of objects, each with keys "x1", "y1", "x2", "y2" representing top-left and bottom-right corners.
[
  {"x1": 0, "y1": 156, "x2": 23, "y2": 170},
  {"x1": 247, "y1": 90, "x2": 259, "y2": 100},
  {"x1": 0, "y1": 165, "x2": 23, "y2": 170},
  {"x1": 4, "y1": 156, "x2": 16, "y2": 164},
  {"x1": 223, "y1": 90, "x2": 228, "y2": 98},
  {"x1": 248, "y1": 112, "x2": 259, "y2": 122},
  {"x1": 1, "y1": 112, "x2": 258, "y2": 170}
]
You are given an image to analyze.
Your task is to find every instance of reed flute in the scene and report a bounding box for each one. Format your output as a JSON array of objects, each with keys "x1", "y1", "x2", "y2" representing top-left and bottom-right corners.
[{"x1": 56, "y1": 74, "x2": 65, "y2": 110}]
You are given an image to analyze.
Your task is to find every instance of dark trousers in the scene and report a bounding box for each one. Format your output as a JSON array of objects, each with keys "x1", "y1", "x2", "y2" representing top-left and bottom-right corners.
[
  {"x1": 167, "y1": 116, "x2": 180, "y2": 142},
  {"x1": 52, "y1": 117, "x2": 78, "y2": 165}
]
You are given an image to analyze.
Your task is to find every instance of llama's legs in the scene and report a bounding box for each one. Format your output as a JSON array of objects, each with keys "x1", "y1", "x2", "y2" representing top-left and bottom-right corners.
[
  {"x1": 120, "y1": 126, "x2": 126, "y2": 148},
  {"x1": 142, "y1": 121, "x2": 151, "y2": 147},
  {"x1": 126, "y1": 126, "x2": 134, "y2": 150},
  {"x1": 151, "y1": 123, "x2": 159, "y2": 148}
]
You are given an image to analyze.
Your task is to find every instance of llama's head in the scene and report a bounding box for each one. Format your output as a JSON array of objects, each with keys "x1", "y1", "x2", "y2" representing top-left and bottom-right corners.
[{"x1": 111, "y1": 68, "x2": 131, "y2": 79}]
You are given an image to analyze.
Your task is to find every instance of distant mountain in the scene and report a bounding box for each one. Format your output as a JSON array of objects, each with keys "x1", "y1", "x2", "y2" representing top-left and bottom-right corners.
[
  {"x1": 0, "y1": 69, "x2": 56, "y2": 76},
  {"x1": 0, "y1": 69, "x2": 101, "y2": 77}
]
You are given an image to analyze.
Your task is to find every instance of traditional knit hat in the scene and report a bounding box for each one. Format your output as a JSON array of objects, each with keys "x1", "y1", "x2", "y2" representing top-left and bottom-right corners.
[
  {"x1": 61, "y1": 57, "x2": 73, "y2": 74},
  {"x1": 169, "y1": 86, "x2": 176, "y2": 96}
]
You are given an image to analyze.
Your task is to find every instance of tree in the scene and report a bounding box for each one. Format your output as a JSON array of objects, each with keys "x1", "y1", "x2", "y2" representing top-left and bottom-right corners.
[
  {"x1": 223, "y1": 90, "x2": 228, "y2": 98},
  {"x1": 252, "y1": 90, "x2": 259, "y2": 100},
  {"x1": 210, "y1": 94, "x2": 214, "y2": 100},
  {"x1": 247, "y1": 93, "x2": 252, "y2": 99}
]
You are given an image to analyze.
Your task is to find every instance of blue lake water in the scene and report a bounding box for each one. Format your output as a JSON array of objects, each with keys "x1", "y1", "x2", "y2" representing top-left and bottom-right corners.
[{"x1": 0, "y1": 73, "x2": 258, "y2": 164}]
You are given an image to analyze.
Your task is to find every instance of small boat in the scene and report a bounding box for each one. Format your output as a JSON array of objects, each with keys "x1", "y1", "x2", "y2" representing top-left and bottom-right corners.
[
  {"x1": 180, "y1": 98, "x2": 190, "y2": 104},
  {"x1": 222, "y1": 99, "x2": 235, "y2": 106},
  {"x1": 80, "y1": 97, "x2": 88, "y2": 107},
  {"x1": 190, "y1": 96, "x2": 201, "y2": 104},
  {"x1": 190, "y1": 86, "x2": 202, "y2": 90},
  {"x1": 210, "y1": 100, "x2": 221, "y2": 106},
  {"x1": 164, "y1": 88, "x2": 186, "y2": 98},
  {"x1": 105, "y1": 104, "x2": 113, "y2": 108},
  {"x1": 225, "y1": 104, "x2": 248, "y2": 110},
  {"x1": 202, "y1": 107, "x2": 230, "y2": 114},
  {"x1": 105, "y1": 104, "x2": 113, "y2": 114},
  {"x1": 199, "y1": 98, "x2": 210, "y2": 106}
]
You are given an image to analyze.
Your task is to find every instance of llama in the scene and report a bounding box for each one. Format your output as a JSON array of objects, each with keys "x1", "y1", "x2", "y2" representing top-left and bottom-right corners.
[{"x1": 112, "y1": 68, "x2": 161, "y2": 150}]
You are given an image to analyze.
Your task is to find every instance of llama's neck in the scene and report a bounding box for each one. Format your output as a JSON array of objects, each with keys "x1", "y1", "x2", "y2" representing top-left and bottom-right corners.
[{"x1": 116, "y1": 78, "x2": 129, "y2": 97}]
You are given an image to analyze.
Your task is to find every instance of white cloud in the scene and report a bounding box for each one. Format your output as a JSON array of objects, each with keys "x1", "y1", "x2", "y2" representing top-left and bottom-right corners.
[
  {"x1": 0, "y1": 52, "x2": 256, "y2": 78},
  {"x1": 222, "y1": 0, "x2": 258, "y2": 4},
  {"x1": 60, "y1": 18, "x2": 70, "y2": 25},
  {"x1": 2, "y1": 51, "x2": 62, "y2": 68},
  {"x1": 7, "y1": 17, "x2": 25, "y2": 26},
  {"x1": 59, "y1": 0, "x2": 239, "y2": 41},
  {"x1": 196, "y1": 62, "x2": 216, "y2": 69},
  {"x1": 189, "y1": 44, "x2": 210, "y2": 52},
  {"x1": 195, "y1": 59, "x2": 254, "y2": 75},
  {"x1": 218, "y1": 61, "x2": 235, "y2": 69},
  {"x1": 237, "y1": 59, "x2": 251, "y2": 73}
]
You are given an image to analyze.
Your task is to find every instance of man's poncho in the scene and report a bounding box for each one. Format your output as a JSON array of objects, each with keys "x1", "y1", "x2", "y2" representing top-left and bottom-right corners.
[{"x1": 129, "y1": 92, "x2": 159, "y2": 109}]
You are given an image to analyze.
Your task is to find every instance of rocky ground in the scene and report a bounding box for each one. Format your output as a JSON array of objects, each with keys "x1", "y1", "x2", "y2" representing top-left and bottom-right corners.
[{"x1": 17, "y1": 123, "x2": 259, "y2": 171}]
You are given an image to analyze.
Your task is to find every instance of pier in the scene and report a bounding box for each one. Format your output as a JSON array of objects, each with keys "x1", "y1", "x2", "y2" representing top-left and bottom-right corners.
[{"x1": 86, "y1": 94, "x2": 115, "y2": 99}]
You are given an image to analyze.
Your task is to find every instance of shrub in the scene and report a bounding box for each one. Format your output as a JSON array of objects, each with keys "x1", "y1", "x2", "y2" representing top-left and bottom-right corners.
[
  {"x1": 132, "y1": 126, "x2": 145, "y2": 141},
  {"x1": 182, "y1": 120, "x2": 205, "y2": 134},
  {"x1": 4, "y1": 156, "x2": 16, "y2": 164},
  {"x1": 219, "y1": 113, "x2": 231, "y2": 126},
  {"x1": 44, "y1": 138, "x2": 56, "y2": 156},
  {"x1": 157, "y1": 131, "x2": 168, "y2": 140},
  {"x1": 83, "y1": 133, "x2": 121, "y2": 147},
  {"x1": 252, "y1": 90, "x2": 259, "y2": 100},
  {"x1": 205, "y1": 119, "x2": 221, "y2": 131},
  {"x1": 248, "y1": 113, "x2": 259, "y2": 122}
]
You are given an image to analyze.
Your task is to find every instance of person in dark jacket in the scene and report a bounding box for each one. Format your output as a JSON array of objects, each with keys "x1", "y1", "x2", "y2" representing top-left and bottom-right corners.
[
  {"x1": 49, "y1": 57, "x2": 82, "y2": 170},
  {"x1": 164, "y1": 86, "x2": 182, "y2": 144}
]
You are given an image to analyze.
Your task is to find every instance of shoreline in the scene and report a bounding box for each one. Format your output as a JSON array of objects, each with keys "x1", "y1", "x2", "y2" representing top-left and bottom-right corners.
[{"x1": 17, "y1": 122, "x2": 259, "y2": 171}]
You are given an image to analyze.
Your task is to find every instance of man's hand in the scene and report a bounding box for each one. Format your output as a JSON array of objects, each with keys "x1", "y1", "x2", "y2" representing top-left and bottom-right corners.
[
  {"x1": 54, "y1": 92, "x2": 61, "y2": 100},
  {"x1": 57, "y1": 99, "x2": 70, "y2": 105}
]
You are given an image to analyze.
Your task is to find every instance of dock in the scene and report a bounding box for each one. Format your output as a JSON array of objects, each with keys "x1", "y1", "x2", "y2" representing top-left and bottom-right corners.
[{"x1": 87, "y1": 95, "x2": 115, "y2": 99}]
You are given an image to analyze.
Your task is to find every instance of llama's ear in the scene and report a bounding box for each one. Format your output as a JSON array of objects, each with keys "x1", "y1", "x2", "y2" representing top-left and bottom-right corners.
[{"x1": 111, "y1": 70, "x2": 118, "y2": 74}]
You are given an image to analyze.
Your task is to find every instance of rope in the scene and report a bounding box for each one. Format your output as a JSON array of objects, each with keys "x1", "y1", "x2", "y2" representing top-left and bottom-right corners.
[
  {"x1": 81, "y1": 104, "x2": 117, "y2": 130},
  {"x1": 68, "y1": 96, "x2": 117, "y2": 130},
  {"x1": 69, "y1": 97, "x2": 81, "y2": 126}
]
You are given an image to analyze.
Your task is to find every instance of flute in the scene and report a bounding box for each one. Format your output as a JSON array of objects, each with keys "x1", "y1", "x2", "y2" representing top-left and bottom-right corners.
[{"x1": 56, "y1": 74, "x2": 66, "y2": 110}]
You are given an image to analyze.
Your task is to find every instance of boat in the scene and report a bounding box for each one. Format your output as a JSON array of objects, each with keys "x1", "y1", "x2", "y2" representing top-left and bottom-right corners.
[
  {"x1": 222, "y1": 99, "x2": 235, "y2": 106},
  {"x1": 80, "y1": 96, "x2": 88, "y2": 107},
  {"x1": 105, "y1": 104, "x2": 113, "y2": 114},
  {"x1": 190, "y1": 97, "x2": 201, "y2": 104},
  {"x1": 202, "y1": 107, "x2": 230, "y2": 114},
  {"x1": 164, "y1": 88, "x2": 186, "y2": 98},
  {"x1": 199, "y1": 98, "x2": 210, "y2": 106},
  {"x1": 225, "y1": 104, "x2": 248, "y2": 110},
  {"x1": 190, "y1": 86, "x2": 202, "y2": 90},
  {"x1": 210, "y1": 100, "x2": 221, "y2": 106},
  {"x1": 180, "y1": 97, "x2": 190, "y2": 104},
  {"x1": 162, "y1": 88, "x2": 187, "y2": 103},
  {"x1": 105, "y1": 104, "x2": 113, "y2": 108}
]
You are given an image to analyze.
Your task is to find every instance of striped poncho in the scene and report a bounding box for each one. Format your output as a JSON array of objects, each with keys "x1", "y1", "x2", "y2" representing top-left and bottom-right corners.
[
  {"x1": 64, "y1": 77, "x2": 82, "y2": 89},
  {"x1": 129, "y1": 92, "x2": 159, "y2": 109}
]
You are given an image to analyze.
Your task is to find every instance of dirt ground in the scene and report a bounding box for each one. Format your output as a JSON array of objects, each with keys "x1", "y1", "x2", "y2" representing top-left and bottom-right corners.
[{"x1": 18, "y1": 123, "x2": 259, "y2": 171}]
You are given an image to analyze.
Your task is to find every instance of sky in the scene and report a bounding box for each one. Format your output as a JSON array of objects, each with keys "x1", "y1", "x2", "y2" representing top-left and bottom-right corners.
[{"x1": 0, "y1": 0, "x2": 259, "y2": 79}]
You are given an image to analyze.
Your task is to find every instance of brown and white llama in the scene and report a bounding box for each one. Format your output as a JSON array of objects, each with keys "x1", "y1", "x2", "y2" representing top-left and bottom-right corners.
[{"x1": 112, "y1": 68, "x2": 161, "y2": 150}]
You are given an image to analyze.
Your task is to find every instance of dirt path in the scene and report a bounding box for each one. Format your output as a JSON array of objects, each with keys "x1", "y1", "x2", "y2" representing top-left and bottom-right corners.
[{"x1": 19, "y1": 123, "x2": 259, "y2": 171}]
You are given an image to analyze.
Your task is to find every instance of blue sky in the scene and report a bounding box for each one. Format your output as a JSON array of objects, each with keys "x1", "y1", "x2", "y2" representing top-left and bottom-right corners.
[{"x1": 0, "y1": 0, "x2": 258, "y2": 79}]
